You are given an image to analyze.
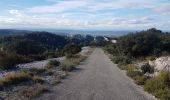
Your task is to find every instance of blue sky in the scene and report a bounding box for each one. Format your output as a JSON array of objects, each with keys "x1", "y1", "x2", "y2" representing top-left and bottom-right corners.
[{"x1": 0, "y1": 0, "x2": 170, "y2": 30}]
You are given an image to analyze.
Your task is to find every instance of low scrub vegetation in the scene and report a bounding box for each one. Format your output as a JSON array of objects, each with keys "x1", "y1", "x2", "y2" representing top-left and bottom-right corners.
[
  {"x1": 18, "y1": 84, "x2": 49, "y2": 99},
  {"x1": 144, "y1": 71, "x2": 170, "y2": 100},
  {"x1": 0, "y1": 71, "x2": 33, "y2": 89},
  {"x1": 60, "y1": 61, "x2": 76, "y2": 71},
  {"x1": 141, "y1": 63, "x2": 154, "y2": 74},
  {"x1": 134, "y1": 75, "x2": 148, "y2": 85},
  {"x1": 29, "y1": 68, "x2": 47, "y2": 75},
  {"x1": 112, "y1": 61, "x2": 170, "y2": 100},
  {"x1": 61, "y1": 54, "x2": 86, "y2": 71},
  {"x1": 63, "y1": 43, "x2": 81, "y2": 55},
  {"x1": 126, "y1": 65, "x2": 142, "y2": 78},
  {"x1": 104, "y1": 28, "x2": 170, "y2": 100},
  {"x1": 45, "y1": 60, "x2": 60, "y2": 69},
  {"x1": 112, "y1": 56, "x2": 132, "y2": 65}
]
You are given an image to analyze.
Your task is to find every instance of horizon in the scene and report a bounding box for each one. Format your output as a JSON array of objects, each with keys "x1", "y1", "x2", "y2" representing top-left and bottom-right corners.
[{"x1": 0, "y1": 0, "x2": 170, "y2": 31}]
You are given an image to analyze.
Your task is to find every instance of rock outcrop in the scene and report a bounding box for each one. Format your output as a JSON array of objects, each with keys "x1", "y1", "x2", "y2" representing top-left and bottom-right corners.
[{"x1": 149, "y1": 56, "x2": 170, "y2": 72}]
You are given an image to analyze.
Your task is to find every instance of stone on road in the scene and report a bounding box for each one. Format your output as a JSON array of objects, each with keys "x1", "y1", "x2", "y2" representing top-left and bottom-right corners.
[{"x1": 37, "y1": 48, "x2": 154, "y2": 100}]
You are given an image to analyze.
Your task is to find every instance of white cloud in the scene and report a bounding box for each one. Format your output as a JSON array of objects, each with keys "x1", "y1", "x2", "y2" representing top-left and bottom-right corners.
[
  {"x1": 26, "y1": 0, "x2": 159, "y2": 13},
  {"x1": 0, "y1": 9, "x2": 155, "y2": 29},
  {"x1": 8, "y1": 9, "x2": 26, "y2": 17},
  {"x1": 27, "y1": 0, "x2": 88, "y2": 13},
  {"x1": 153, "y1": 4, "x2": 170, "y2": 16},
  {"x1": 1, "y1": 0, "x2": 170, "y2": 29}
]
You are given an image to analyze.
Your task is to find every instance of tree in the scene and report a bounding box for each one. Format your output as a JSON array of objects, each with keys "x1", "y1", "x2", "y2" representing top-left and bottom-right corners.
[
  {"x1": 63, "y1": 43, "x2": 81, "y2": 55},
  {"x1": 6, "y1": 40, "x2": 45, "y2": 55}
]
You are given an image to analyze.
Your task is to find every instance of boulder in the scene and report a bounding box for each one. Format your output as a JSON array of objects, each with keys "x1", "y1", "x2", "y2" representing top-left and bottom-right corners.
[{"x1": 149, "y1": 56, "x2": 170, "y2": 72}]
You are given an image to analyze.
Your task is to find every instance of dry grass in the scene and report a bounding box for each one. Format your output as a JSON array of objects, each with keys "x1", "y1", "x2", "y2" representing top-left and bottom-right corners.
[
  {"x1": 60, "y1": 61, "x2": 75, "y2": 71},
  {"x1": 33, "y1": 76, "x2": 44, "y2": 84},
  {"x1": 18, "y1": 84, "x2": 49, "y2": 99},
  {"x1": 0, "y1": 71, "x2": 32, "y2": 89},
  {"x1": 60, "y1": 51, "x2": 92, "y2": 72},
  {"x1": 45, "y1": 60, "x2": 60, "y2": 69}
]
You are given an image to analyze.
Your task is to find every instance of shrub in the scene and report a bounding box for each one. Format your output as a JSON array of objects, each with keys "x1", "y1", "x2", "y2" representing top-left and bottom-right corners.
[
  {"x1": 118, "y1": 64, "x2": 133, "y2": 70},
  {"x1": 0, "y1": 52, "x2": 33, "y2": 70},
  {"x1": 60, "y1": 61, "x2": 75, "y2": 71},
  {"x1": 19, "y1": 84, "x2": 49, "y2": 99},
  {"x1": 112, "y1": 56, "x2": 131, "y2": 65},
  {"x1": 66, "y1": 54, "x2": 74, "y2": 59},
  {"x1": 47, "y1": 69, "x2": 54, "y2": 76},
  {"x1": 45, "y1": 60, "x2": 60, "y2": 69},
  {"x1": 154, "y1": 88, "x2": 170, "y2": 100},
  {"x1": 134, "y1": 75, "x2": 148, "y2": 85},
  {"x1": 29, "y1": 68, "x2": 46, "y2": 75},
  {"x1": 0, "y1": 53, "x2": 20, "y2": 69},
  {"x1": 127, "y1": 65, "x2": 142, "y2": 78},
  {"x1": 147, "y1": 56, "x2": 156, "y2": 61},
  {"x1": 144, "y1": 71, "x2": 170, "y2": 100},
  {"x1": 48, "y1": 60, "x2": 60, "y2": 66},
  {"x1": 60, "y1": 54, "x2": 86, "y2": 71},
  {"x1": 0, "y1": 71, "x2": 32, "y2": 89},
  {"x1": 141, "y1": 63, "x2": 154, "y2": 74},
  {"x1": 63, "y1": 43, "x2": 81, "y2": 55},
  {"x1": 127, "y1": 70, "x2": 142, "y2": 79}
]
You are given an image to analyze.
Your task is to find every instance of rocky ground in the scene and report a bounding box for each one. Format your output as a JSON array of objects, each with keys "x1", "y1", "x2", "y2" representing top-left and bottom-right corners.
[{"x1": 0, "y1": 47, "x2": 91, "y2": 100}]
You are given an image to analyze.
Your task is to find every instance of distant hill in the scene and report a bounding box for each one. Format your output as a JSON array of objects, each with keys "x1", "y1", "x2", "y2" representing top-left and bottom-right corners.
[
  {"x1": 0, "y1": 29, "x2": 69, "y2": 37},
  {"x1": 0, "y1": 29, "x2": 32, "y2": 36},
  {"x1": 0, "y1": 29, "x2": 135, "y2": 37},
  {"x1": 41, "y1": 29, "x2": 134, "y2": 36}
]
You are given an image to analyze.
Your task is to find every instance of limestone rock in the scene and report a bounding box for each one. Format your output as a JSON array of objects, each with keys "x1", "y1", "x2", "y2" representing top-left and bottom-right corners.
[{"x1": 149, "y1": 56, "x2": 170, "y2": 72}]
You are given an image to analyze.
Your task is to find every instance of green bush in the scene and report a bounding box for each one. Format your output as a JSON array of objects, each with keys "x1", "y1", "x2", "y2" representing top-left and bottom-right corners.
[
  {"x1": 47, "y1": 69, "x2": 54, "y2": 76},
  {"x1": 45, "y1": 60, "x2": 60, "y2": 69},
  {"x1": 66, "y1": 54, "x2": 74, "y2": 59},
  {"x1": 127, "y1": 65, "x2": 142, "y2": 78},
  {"x1": 29, "y1": 68, "x2": 46, "y2": 75},
  {"x1": 141, "y1": 63, "x2": 154, "y2": 74},
  {"x1": 0, "y1": 54, "x2": 20, "y2": 69},
  {"x1": 60, "y1": 62, "x2": 75, "y2": 71},
  {"x1": 134, "y1": 75, "x2": 148, "y2": 85},
  {"x1": 63, "y1": 43, "x2": 81, "y2": 55},
  {"x1": 154, "y1": 88, "x2": 170, "y2": 100},
  {"x1": 112, "y1": 56, "x2": 131, "y2": 65},
  {"x1": 0, "y1": 52, "x2": 34, "y2": 70},
  {"x1": 48, "y1": 60, "x2": 60, "y2": 66},
  {"x1": 144, "y1": 71, "x2": 170, "y2": 100},
  {"x1": 118, "y1": 64, "x2": 133, "y2": 70}
]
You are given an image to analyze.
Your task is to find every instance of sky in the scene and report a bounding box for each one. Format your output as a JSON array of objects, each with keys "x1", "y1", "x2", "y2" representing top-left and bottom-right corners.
[{"x1": 0, "y1": 0, "x2": 170, "y2": 30}]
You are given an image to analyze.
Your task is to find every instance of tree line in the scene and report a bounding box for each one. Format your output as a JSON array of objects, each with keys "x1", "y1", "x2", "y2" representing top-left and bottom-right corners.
[{"x1": 105, "y1": 28, "x2": 170, "y2": 59}]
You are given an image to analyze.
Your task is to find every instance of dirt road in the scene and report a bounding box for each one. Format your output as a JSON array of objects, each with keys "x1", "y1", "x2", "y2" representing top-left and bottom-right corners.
[{"x1": 37, "y1": 48, "x2": 154, "y2": 100}]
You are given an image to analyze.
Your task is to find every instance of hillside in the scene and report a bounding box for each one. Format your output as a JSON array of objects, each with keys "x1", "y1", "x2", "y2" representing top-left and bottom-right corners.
[{"x1": 0, "y1": 29, "x2": 31, "y2": 36}]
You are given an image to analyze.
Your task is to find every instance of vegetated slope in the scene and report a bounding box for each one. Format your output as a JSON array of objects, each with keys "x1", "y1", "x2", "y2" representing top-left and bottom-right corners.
[
  {"x1": 0, "y1": 31, "x2": 95, "y2": 70},
  {"x1": 0, "y1": 32, "x2": 68, "y2": 52},
  {"x1": 105, "y1": 28, "x2": 170, "y2": 58},
  {"x1": 24, "y1": 32, "x2": 68, "y2": 50},
  {"x1": 37, "y1": 48, "x2": 153, "y2": 100}
]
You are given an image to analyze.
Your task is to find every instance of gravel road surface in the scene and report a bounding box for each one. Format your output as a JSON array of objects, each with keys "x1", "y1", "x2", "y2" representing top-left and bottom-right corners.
[{"x1": 37, "y1": 48, "x2": 154, "y2": 100}]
